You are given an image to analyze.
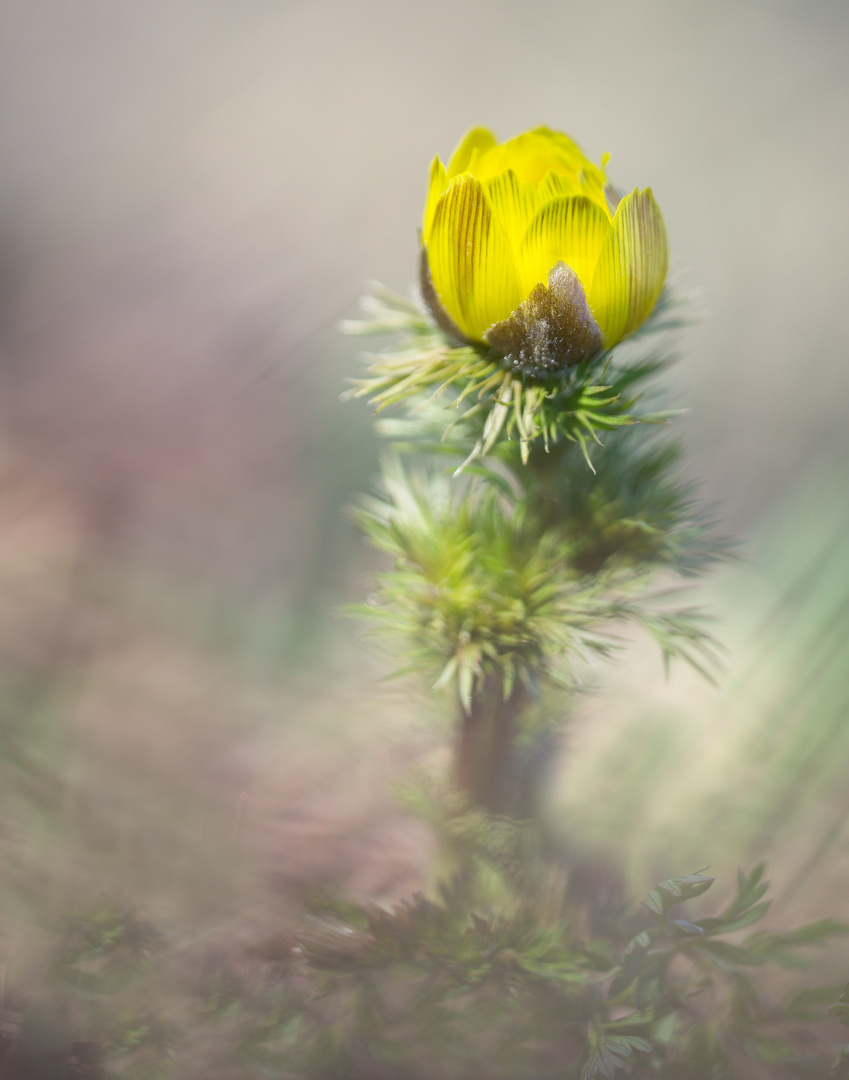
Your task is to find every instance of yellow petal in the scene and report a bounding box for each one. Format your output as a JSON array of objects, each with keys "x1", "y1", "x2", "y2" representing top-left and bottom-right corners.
[
  {"x1": 588, "y1": 188, "x2": 668, "y2": 347},
  {"x1": 495, "y1": 128, "x2": 588, "y2": 181},
  {"x1": 484, "y1": 169, "x2": 540, "y2": 255},
  {"x1": 526, "y1": 126, "x2": 594, "y2": 175},
  {"x1": 537, "y1": 168, "x2": 582, "y2": 204},
  {"x1": 422, "y1": 155, "x2": 448, "y2": 241},
  {"x1": 517, "y1": 195, "x2": 611, "y2": 300},
  {"x1": 577, "y1": 165, "x2": 610, "y2": 217},
  {"x1": 447, "y1": 127, "x2": 497, "y2": 179},
  {"x1": 471, "y1": 129, "x2": 571, "y2": 186},
  {"x1": 427, "y1": 174, "x2": 523, "y2": 341},
  {"x1": 529, "y1": 128, "x2": 609, "y2": 215}
]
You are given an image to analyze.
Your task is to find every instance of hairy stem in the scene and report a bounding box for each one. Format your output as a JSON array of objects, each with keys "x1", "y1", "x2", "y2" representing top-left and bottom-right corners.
[{"x1": 453, "y1": 676, "x2": 526, "y2": 815}]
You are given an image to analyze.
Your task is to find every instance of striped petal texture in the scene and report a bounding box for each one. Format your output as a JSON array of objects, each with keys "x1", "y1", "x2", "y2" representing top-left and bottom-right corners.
[{"x1": 421, "y1": 127, "x2": 668, "y2": 374}]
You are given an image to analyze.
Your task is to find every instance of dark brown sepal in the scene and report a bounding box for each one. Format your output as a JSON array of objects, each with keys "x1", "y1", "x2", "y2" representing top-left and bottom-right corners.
[
  {"x1": 419, "y1": 246, "x2": 472, "y2": 346},
  {"x1": 484, "y1": 261, "x2": 603, "y2": 376}
]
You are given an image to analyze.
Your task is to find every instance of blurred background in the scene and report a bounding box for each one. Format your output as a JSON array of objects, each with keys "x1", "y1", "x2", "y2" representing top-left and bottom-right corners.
[{"x1": 1, "y1": 0, "x2": 849, "y2": 1029}]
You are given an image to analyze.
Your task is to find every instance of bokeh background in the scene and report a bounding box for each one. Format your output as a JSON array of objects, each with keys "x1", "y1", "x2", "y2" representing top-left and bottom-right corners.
[{"x1": 1, "y1": 0, "x2": 849, "y2": 1010}]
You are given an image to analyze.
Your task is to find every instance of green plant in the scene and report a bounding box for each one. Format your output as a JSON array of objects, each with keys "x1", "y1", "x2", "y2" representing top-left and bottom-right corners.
[
  {"x1": 345, "y1": 278, "x2": 720, "y2": 815},
  {"x1": 190, "y1": 842, "x2": 849, "y2": 1079}
]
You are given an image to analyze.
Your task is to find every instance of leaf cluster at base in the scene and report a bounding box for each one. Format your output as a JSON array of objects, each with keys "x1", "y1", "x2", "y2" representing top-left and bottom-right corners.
[
  {"x1": 5, "y1": 851, "x2": 849, "y2": 1079},
  {"x1": 187, "y1": 836, "x2": 849, "y2": 1080}
]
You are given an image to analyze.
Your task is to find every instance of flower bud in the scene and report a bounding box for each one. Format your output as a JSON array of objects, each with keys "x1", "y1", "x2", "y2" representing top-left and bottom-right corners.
[{"x1": 421, "y1": 127, "x2": 668, "y2": 375}]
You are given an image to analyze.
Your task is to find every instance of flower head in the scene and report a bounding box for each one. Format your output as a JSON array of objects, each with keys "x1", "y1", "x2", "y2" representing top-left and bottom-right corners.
[{"x1": 421, "y1": 126, "x2": 668, "y2": 374}]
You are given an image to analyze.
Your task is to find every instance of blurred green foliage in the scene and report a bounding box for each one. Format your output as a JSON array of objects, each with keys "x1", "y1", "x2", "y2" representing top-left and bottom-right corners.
[{"x1": 185, "y1": 827, "x2": 849, "y2": 1079}]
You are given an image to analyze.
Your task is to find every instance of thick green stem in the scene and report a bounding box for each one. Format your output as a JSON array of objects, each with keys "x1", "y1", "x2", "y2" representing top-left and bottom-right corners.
[{"x1": 453, "y1": 676, "x2": 525, "y2": 816}]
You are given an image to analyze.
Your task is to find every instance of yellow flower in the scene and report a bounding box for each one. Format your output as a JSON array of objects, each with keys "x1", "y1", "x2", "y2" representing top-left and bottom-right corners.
[{"x1": 421, "y1": 126, "x2": 668, "y2": 374}]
